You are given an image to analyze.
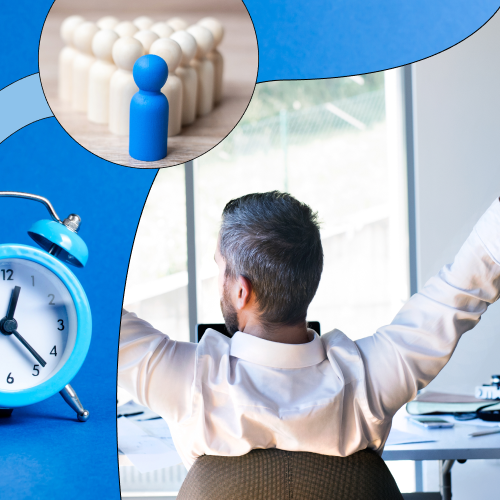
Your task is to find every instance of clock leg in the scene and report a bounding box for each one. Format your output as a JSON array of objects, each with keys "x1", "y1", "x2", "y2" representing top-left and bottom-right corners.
[
  {"x1": 60, "y1": 384, "x2": 90, "y2": 422},
  {"x1": 0, "y1": 408, "x2": 13, "y2": 417}
]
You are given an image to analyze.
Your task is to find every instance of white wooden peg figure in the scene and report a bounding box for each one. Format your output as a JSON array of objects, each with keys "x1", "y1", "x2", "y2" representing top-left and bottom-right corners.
[
  {"x1": 187, "y1": 25, "x2": 214, "y2": 116},
  {"x1": 114, "y1": 21, "x2": 138, "y2": 38},
  {"x1": 72, "y1": 21, "x2": 99, "y2": 112},
  {"x1": 167, "y1": 17, "x2": 188, "y2": 31},
  {"x1": 96, "y1": 16, "x2": 119, "y2": 30},
  {"x1": 150, "y1": 38, "x2": 183, "y2": 136},
  {"x1": 198, "y1": 17, "x2": 224, "y2": 104},
  {"x1": 134, "y1": 30, "x2": 159, "y2": 54},
  {"x1": 59, "y1": 15, "x2": 85, "y2": 102},
  {"x1": 170, "y1": 30, "x2": 198, "y2": 126},
  {"x1": 133, "y1": 16, "x2": 154, "y2": 31},
  {"x1": 88, "y1": 29, "x2": 119, "y2": 124},
  {"x1": 150, "y1": 22, "x2": 174, "y2": 39},
  {"x1": 109, "y1": 37, "x2": 144, "y2": 135}
]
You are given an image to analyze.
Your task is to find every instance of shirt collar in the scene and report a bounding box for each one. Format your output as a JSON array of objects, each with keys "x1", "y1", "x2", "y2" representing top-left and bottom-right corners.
[{"x1": 229, "y1": 329, "x2": 326, "y2": 369}]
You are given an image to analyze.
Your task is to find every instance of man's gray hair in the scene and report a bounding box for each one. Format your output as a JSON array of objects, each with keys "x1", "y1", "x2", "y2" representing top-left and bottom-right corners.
[{"x1": 219, "y1": 191, "x2": 323, "y2": 326}]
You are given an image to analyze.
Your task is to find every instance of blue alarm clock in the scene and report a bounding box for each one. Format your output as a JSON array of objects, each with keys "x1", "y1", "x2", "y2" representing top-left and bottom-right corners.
[{"x1": 0, "y1": 192, "x2": 91, "y2": 422}]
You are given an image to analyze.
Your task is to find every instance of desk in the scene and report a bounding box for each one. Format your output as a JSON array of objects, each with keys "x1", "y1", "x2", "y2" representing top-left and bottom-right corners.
[
  {"x1": 383, "y1": 409, "x2": 500, "y2": 499},
  {"x1": 118, "y1": 406, "x2": 500, "y2": 500}
]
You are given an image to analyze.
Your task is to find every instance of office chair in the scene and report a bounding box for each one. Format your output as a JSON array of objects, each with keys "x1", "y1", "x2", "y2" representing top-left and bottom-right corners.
[
  {"x1": 178, "y1": 448, "x2": 443, "y2": 500},
  {"x1": 178, "y1": 448, "x2": 411, "y2": 499}
]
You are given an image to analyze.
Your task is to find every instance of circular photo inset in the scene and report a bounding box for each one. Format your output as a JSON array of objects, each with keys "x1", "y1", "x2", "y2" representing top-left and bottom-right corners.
[{"x1": 39, "y1": 0, "x2": 258, "y2": 168}]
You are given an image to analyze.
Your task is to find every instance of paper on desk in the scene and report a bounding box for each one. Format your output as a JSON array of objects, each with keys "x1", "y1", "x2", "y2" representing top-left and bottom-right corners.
[
  {"x1": 136, "y1": 418, "x2": 178, "y2": 450},
  {"x1": 386, "y1": 428, "x2": 436, "y2": 446},
  {"x1": 117, "y1": 416, "x2": 182, "y2": 473},
  {"x1": 117, "y1": 399, "x2": 161, "y2": 421}
]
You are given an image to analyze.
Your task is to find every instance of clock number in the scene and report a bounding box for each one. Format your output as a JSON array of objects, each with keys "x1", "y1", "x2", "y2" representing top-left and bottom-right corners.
[
  {"x1": 57, "y1": 319, "x2": 65, "y2": 331},
  {"x1": 6, "y1": 373, "x2": 14, "y2": 384},
  {"x1": 31, "y1": 275, "x2": 35, "y2": 286},
  {"x1": 1, "y1": 269, "x2": 13, "y2": 281},
  {"x1": 50, "y1": 346, "x2": 57, "y2": 356},
  {"x1": 48, "y1": 294, "x2": 55, "y2": 305},
  {"x1": 32, "y1": 365, "x2": 40, "y2": 376}
]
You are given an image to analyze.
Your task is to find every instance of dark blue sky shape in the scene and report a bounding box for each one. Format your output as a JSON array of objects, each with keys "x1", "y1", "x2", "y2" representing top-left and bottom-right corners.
[
  {"x1": 2, "y1": 1, "x2": 499, "y2": 87},
  {"x1": 247, "y1": 0, "x2": 500, "y2": 81}
]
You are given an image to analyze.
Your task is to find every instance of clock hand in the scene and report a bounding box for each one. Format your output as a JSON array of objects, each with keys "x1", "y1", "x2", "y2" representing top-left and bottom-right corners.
[
  {"x1": 6, "y1": 285, "x2": 21, "y2": 320},
  {"x1": 0, "y1": 287, "x2": 47, "y2": 367},
  {"x1": 11, "y1": 330, "x2": 47, "y2": 367}
]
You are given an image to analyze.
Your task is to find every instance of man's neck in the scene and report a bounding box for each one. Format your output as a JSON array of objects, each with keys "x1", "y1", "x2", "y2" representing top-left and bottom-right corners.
[{"x1": 240, "y1": 319, "x2": 310, "y2": 344}]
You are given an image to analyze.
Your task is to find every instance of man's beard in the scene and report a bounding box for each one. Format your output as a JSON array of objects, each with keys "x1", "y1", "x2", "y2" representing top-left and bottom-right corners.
[{"x1": 220, "y1": 283, "x2": 239, "y2": 336}]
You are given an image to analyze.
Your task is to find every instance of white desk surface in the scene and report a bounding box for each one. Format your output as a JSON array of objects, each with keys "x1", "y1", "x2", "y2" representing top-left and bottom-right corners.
[
  {"x1": 117, "y1": 407, "x2": 500, "y2": 469},
  {"x1": 383, "y1": 408, "x2": 500, "y2": 461}
]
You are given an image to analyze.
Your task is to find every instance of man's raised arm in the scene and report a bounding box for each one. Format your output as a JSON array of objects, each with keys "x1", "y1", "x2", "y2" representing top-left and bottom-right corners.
[
  {"x1": 356, "y1": 198, "x2": 500, "y2": 420},
  {"x1": 118, "y1": 310, "x2": 197, "y2": 422}
]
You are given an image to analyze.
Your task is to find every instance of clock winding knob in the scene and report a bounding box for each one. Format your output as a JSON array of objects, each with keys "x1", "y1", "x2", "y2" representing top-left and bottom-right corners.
[{"x1": 62, "y1": 214, "x2": 81, "y2": 233}]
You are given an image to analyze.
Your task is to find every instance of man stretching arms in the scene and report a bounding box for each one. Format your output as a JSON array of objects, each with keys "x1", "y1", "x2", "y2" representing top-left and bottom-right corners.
[{"x1": 119, "y1": 191, "x2": 500, "y2": 468}]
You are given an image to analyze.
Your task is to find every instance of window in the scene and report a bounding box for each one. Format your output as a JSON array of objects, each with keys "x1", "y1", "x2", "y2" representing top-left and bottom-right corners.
[
  {"x1": 124, "y1": 166, "x2": 189, "y2": 342},
  {"x1": 196, "y1": 71, "x2": 410, "y2": 341}
]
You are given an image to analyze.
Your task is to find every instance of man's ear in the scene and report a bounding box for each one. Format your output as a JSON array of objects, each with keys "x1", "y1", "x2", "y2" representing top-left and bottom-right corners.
[{"x1": 235, "y1": 275, "x2": 252, "y2": 310}]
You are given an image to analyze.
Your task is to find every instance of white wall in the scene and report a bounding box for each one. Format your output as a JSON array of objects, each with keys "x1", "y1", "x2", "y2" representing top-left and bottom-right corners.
[{"x1": 412, "y1": 11, "x2": 500, "y2": 497}]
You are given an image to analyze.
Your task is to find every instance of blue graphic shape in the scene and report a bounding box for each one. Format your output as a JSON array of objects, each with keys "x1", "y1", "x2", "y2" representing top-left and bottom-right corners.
[
  {"x1": 248, "y1": 0, "x2": 500, "y2": 82},
  {"x1": 0, "y1": 74, "x2": 53, "y2": 143},
  {"x1": 0, "y1": 118, "x2": 157, "y2": 500},
  {"x1": 0, "y1": 0, "x2": 52, "y2": 90}
]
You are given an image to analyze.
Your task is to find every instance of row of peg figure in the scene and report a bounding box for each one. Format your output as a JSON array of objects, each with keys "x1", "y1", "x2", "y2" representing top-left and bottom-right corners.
[{"x1": 58, "y1": 15, "x2": 224, "y2": 138}]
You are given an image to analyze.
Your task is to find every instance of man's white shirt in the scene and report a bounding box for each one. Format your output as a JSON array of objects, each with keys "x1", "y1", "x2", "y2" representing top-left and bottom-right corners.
[{"x1": 119, "y1": 198, "x2": 500, "y2": 469}]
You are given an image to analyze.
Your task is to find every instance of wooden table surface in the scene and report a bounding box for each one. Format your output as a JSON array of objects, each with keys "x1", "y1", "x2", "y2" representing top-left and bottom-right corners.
[{"x1": 39, "y1": 11, "x2": 258, "y2": 169}]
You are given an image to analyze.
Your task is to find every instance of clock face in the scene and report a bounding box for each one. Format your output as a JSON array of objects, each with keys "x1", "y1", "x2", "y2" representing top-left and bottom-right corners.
[{"x1": 0, "y1": 258, "x2": 77, "y2": 392}]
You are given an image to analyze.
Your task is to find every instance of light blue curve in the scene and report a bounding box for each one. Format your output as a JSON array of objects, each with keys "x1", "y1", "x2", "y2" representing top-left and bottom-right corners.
[{"x1": 0, "y1": 73, "x2": 53, "y2": 143}]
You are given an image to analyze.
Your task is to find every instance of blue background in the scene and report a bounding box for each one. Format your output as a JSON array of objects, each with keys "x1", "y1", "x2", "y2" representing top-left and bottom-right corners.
[
  {"x1": 0, "y1": 120, "x2": 156, "y2": 498},
  {"x1": 249, "y1": 0, "x2": 500, "y2": 82},
  {"x1": 1, "y1": 1, "x2": 500, "y2": 89},
  {"x1": 1, "y1": 0, "x2": 500, "y2": 499}
]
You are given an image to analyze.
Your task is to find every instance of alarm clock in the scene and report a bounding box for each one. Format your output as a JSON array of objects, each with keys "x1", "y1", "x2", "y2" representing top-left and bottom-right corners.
[{"x1": 0, "y1": 192, "x2": 91, "y2": 422}]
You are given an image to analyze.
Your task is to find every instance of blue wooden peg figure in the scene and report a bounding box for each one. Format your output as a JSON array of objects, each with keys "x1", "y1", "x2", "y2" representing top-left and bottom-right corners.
[{"x1": 129, "y1": 54, "x2": 169, "y2": 161}]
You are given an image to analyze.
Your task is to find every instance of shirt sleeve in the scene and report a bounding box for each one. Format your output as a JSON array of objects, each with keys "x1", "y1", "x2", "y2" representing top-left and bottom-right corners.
[
  {"x1": 356, "y1": 198, "x2": 500, "y2": 420},
  {"x1": 118, "y1": 310, "x2": 197, "y2": 423}
]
